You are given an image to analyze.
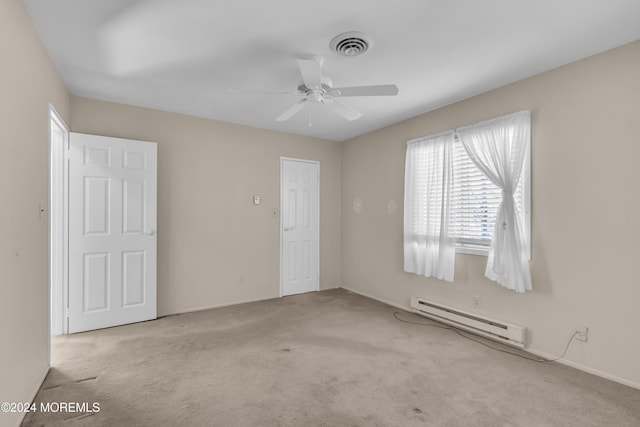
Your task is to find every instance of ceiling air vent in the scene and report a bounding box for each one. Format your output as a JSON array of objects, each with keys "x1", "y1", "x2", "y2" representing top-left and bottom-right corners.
[{"x1": 330, "y1": 32, "x2": 372, "y2": 57}]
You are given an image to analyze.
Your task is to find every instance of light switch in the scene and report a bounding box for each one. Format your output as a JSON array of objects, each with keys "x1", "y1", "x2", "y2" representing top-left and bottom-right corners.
[{"x1": 253, "y1": 195, "x2": 260, "y2": 205}]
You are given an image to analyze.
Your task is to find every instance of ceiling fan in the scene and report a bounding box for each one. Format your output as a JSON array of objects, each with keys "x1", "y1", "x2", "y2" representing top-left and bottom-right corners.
[{"x1": 233, "y1": 57, "x2": 399, "y2": 122}]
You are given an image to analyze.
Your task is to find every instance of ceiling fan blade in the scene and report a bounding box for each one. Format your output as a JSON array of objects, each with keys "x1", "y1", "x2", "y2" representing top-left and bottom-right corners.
[
  {"x1": 328, "y1": 100, "x2": 362, "y2": 121},
  {"x1": 330, "y1": 84, "x2": 399, "y2": 97},
  {"x1": 297, "y1": 58, "x2": 323, "y2": 89},
  {"x1": 230, "y1": 89, "x2": 304, "y2": 96},
  {"x1": 276, "y1": 99, "x2": 308, "y2": 121}
]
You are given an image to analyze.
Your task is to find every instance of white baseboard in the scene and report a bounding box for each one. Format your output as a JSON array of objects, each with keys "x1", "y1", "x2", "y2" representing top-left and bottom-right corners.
[{"x1": 340, "y1": 286, "x2": 640, "y2": 391}]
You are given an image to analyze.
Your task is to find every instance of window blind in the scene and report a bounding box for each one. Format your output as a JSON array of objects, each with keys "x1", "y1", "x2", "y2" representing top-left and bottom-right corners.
[
  {"x1": 451, "y1": 140, "x2": 501, "y2": 247},
  {"x1": 450, "y1": 140, "x2": 526, "y2": 249}
]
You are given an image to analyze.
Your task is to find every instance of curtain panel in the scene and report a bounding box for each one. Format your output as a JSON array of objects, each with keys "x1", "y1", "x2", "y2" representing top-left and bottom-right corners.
[
  {"x1": 404, "y1": 131, "x2": 456, "y2": 281},
  {"x1": 455, "y1": 110, "x2": 532, "y2": 292}
]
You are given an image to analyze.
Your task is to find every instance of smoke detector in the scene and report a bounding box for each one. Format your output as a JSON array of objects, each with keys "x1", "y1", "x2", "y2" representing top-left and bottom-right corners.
[{"x1": 330, "y1": 32, "x2": 372, "y2": 57}]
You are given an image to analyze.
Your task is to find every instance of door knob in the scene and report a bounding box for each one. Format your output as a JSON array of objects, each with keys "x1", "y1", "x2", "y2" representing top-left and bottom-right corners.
[{"x1": 145, "y1": 230, "x2": 156, "y2": 236}]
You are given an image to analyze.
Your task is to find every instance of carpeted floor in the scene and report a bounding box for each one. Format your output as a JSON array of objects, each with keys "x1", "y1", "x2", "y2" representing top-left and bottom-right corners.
[{"x1": 23, "y1": 289, "x2": 640, "y2": 426}]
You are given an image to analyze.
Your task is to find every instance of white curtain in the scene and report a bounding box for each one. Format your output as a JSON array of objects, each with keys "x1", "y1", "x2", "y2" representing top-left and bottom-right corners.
[
  {"x1": 404, "y1": 131, "x2": 456, "y2": 281},
  {"x1": 455, "y1": 110, "x2": 532, "y2": 292}
]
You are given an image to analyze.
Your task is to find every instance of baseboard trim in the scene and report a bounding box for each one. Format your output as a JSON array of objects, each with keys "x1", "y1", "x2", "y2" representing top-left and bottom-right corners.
[
  {"x1": 340, "y1": 286, "x2": 410, "y2": 312},
  {"x1": 159, "y1": 295, "x2": 279, "y2": 317},
  {"x1": 525, "y1": 348, "x2": 640, "y2": 390},
  {"x1": 160, "y1": 288, "x2": 342, "y2": 318},
  {"x1": 18, "y1": 367, "x2": 50, "y2": 427},
  {"x1": 340, "y1": 286, "x2": 640, "y2": 391}
]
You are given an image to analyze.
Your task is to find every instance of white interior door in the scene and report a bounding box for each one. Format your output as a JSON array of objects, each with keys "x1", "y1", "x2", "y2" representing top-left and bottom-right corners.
[
  {"x1": 68, "y1": 133, "x2": 157, "y2": 333},
  {"x1": 281, "y1": 158, "x2": 319, "y2": 296}
]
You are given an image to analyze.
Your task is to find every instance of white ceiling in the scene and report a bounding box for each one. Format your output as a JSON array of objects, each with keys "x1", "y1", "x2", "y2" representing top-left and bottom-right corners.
[{"x1": 23, "y1": 0, "x2": 640, "y2": 141}]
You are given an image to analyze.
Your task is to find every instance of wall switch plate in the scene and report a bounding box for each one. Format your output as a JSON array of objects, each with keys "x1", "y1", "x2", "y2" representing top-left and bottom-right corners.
[{"x1": 253, "y1": 195, "x2": 260, "y2": 205}]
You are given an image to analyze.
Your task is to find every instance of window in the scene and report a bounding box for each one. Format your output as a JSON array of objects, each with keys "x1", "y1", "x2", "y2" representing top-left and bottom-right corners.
[
  {"x1": 451, "y1": 137, "x2": 530, "y2": 256},
  {"x1": 405, "y1": 124, "x2": 530, "y2": 258},
  {"x1": 404, "y1": 110, "x2": 532, "y2": 290}
]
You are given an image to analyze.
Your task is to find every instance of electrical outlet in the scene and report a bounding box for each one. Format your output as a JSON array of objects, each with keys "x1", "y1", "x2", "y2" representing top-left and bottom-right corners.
[
  {"x1": 473, "y1": 296, "x2": 481, "y2": 308},
  {"x1": 575, "y1": 324, "x2": 589, "y2": 342}
]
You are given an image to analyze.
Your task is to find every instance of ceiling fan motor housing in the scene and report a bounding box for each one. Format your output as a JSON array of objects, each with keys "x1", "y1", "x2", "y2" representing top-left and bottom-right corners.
[{"x1": 298, "y1": 80, "x2": 333, "y2": 95}]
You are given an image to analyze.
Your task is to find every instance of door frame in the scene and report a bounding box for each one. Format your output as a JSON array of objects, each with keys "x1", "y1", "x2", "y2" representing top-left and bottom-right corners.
[
  {"x1": 49, "y1": 104, "x2": 69, "y2": 338},
  {"x1": 279, "y1": 157, "x2": 320, "y2": 297}
]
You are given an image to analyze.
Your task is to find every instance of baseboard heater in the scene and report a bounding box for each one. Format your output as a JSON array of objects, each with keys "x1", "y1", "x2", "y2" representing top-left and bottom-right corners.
[{"x1": 409, "y1": 297, "x2": 526, "y2": 348}]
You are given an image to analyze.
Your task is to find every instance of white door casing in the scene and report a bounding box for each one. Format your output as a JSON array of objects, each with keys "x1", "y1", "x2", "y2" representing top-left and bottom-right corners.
[
  {"x1": 50, "y1": 107, "x2": 69, "y2": 336},
  {"x1": 68, "y1": 133, "x2": 157, "y2": 333},
  {"x1": 281, "y1": 158, "x2": 319, "y2": 296}
]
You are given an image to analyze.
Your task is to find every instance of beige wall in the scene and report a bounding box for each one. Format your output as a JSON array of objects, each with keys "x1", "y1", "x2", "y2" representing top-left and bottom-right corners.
[
  {"x1": 3, "y1": 2, "x2": 638, "y2": 421},
  {"x1": 0, "y1": 0, "x2": 70, "y2": 425},
  {"x1": 70, "y1": 97, "x2": 342, "y2": 316},
  {"x1": 342, "y1": 40, "x2": 640, "y2": 387}
]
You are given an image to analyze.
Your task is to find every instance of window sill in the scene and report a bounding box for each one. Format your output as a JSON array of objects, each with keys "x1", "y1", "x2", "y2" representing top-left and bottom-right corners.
[{"x1": 455, "y1": 245, "x2": 490, "y2": 256}]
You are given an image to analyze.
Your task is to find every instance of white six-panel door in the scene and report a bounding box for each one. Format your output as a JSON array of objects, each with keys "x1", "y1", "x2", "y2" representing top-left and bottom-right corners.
[
  {"x1": 281, "y1": 158, "x2": 319, "y2": 296},
  {"x1": 68, "y1": 133, "x2": 157, "y2": 333}
]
